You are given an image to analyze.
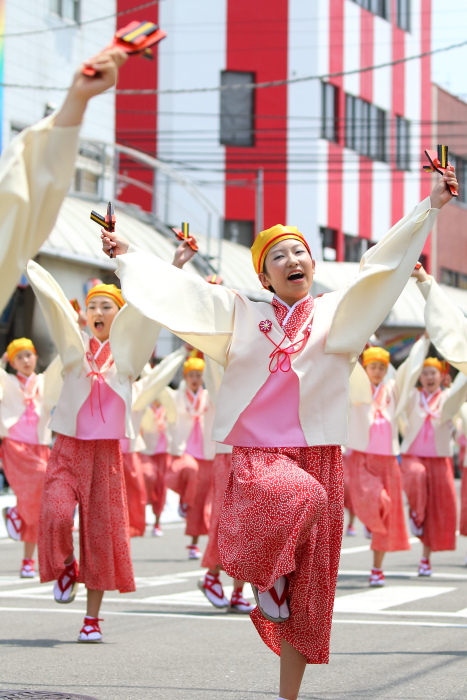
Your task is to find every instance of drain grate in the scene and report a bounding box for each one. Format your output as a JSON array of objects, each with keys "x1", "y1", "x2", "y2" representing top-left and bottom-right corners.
[{"x1": 0, "y1": 693, "x2": 99, "y2": 700}]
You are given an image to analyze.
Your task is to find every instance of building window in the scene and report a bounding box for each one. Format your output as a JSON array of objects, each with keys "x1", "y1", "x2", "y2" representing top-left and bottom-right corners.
[
  {"x1": 71, "y1": 141, "x2": 105, "y2": 198},
  {"x1": 441, "y1": 268, "x2": 459, "y2": 288},
  {"x1": 220, "y1": 71, "x2": 255, "y2": 147},
  {"x1": 450, "y1": 154, "x2": 467, "y2": 204},
  {"x1": 320, "y1": 226, "x2": 338, "y2": 261},
  {"x1": 224, "y1": 220, "x2": 254, "y2": 247},
  {"x1": 395, "y1": 116, "x2": 411, "y2": 170},
  {"x1": 344, "y1": 235, "x2": 371, "y2": 262},
  {"x1": 50, "y1": 0, "x2": 80, "y2": 22},
  {"x1": 345, "y1": 94, "x2": 387, "y2": 162},
  {"x1": 397, "y1": 0, "x2": 411, "y2": 32},
  {"x1": 352, "y1": 0, "x2": 388, "y2": 19},
  {"x1": 321, "y1": 82, "x2": 338, "y2": 143}
]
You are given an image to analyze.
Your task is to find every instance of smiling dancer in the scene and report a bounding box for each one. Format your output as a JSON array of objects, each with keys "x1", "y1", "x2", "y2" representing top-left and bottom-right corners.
[
  {"x1": 1, "y1": 341, "x2": 62, "y2": 578},
  {"x1": 397, "y1": 265, "x2": 467, "y2": 575},
  {"x1": 26, "y1": 261, "x2": 160, "y2": 644},
  {"x1": 103, "y1": 170, "x2": 456, "y2": 700},
  {"x1": 346, "y1": 340, "x2": 432, "y2": 587}
]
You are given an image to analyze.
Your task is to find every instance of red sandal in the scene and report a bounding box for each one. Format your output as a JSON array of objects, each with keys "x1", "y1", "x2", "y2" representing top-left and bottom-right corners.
[
  {"x1": 53, "y1": 559, "x2": 79, "y2": 604},
  {"x1": 2, "y1": 506, "x2": 22, "y2": 541},
  {"x1": 252, "y1": 575, "x2": 290, "y2": 623},
  {"x1": 197, "y1": 572, "x2": 229, "y2": 608},
  {"x1": 78, "y1": 616, "x2": 103, "y2": 643}
]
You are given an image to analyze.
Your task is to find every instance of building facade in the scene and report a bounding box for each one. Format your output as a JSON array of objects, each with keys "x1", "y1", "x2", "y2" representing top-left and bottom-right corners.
[
  {"x1": 116, "y1": 0, "x2": 433, "y2": 266},
  {"x1": 431, "y1": 84, "x2": 467, "y2": 288}
]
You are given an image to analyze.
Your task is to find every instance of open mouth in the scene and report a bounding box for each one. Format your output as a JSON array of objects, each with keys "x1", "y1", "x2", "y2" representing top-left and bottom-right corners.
[
  {"x1": 94, "y1": 321, "x2": 104, "y2": 330},
  {"x1": 288, "y1": 271, "x2": 305, "y2": 281}
]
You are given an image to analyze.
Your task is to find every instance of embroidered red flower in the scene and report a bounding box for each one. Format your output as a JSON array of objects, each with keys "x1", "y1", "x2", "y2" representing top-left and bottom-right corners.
[{"x1": 259, "y1": 320, "x2": 273, "y2": 333}]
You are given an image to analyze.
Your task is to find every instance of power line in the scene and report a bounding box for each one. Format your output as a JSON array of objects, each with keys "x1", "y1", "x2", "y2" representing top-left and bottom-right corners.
[
  {"x1": 0, "y1": 0, "x2": 163, "y2": 39},
  {"x1": 2, "y1": 36, "x2": 467, "y2": 94}
]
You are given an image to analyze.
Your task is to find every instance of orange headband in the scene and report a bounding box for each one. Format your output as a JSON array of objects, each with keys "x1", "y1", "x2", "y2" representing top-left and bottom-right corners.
[
  {"x1": 6, "y1": 338, "x2": 36, "y2": 363},
  {"x1": 86, "y1": 284, "x2": 124, "y2": 309},
  {"x1": 183, "y1": 357, "x2": 205, "y2": 375},
  {"x1": 423, "y1": 357, "x2": 446, "y2": 373},
  {"x1": 251, "y1": 225, "x2": 312, "y2": 274},
  {"x1": 362, "y1": 347, "x2": 390, "y2": 367}
]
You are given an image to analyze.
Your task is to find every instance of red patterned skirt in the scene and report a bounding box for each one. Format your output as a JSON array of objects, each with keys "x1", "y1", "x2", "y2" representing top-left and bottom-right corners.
[
  {"x1": 202, "y1": 453, "x2": 232, "y2": 569},
  {"x1": 218, "y1": 445, "x2": 343, "y2": 664},
  {"x1": 400, "y1": 454, "x2": 457, "y2": 551},
  {"x1": 461, "y1": 467, "x2": 467, "y2": 537},
  {"x1": 2, "y1": 438, "x2": 49, "y2": 542},
  {"x1": 140, "y1": 452, "x2": 170, "y2": 518},
  {"x1": 347, "y1": 451, "x2": 410, "y2": 552},
  {"x1": 38, "y1": 435, "x2": 135, "y2": 593},
  {"x1": 122, "y1": 452, "x2": 147, "y2": 537}
]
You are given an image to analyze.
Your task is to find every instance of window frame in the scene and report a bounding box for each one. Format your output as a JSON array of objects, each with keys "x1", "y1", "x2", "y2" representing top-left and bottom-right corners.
[
  {"x1": 396, "y1": 0, "x2": 411, "y2": 32},
  {"x1": 321, "y1": 81, "x2": 338, "y2": 143},
  {"x1": 220, "y1": 71, "x2": 255, "y2": 148},
  {"x1": 395, "y1": 115, "x2": 411, "y2": 171}
]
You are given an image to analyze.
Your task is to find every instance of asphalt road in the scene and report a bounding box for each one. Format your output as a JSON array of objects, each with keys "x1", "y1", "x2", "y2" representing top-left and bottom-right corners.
[{"x1": 1, "y1": 505, "x2": 467, "y2": 700}]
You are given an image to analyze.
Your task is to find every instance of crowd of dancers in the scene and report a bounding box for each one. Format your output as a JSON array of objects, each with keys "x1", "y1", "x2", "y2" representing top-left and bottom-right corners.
[{"x1": 0, "y1": 48, "x2": 465, "y2": 700}]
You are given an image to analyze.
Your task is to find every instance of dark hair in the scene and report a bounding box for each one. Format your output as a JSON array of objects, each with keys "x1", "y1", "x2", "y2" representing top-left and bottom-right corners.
[{"x1": 262, "y1": 261, "x2": 275, "y2": 294}]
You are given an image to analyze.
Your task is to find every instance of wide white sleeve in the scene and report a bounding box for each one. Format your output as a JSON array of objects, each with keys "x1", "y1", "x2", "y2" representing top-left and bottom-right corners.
[
  {"x1": 202, "y1": 355, "x2": 225, "y2": 406},
  {"x1": 325, "y1": 198, "x2": 439, "y2": 355},
  {"x1": 116, "y1": 249, "x2": 235, "y2": 366},
  {"x1": 42, "y1": 355, "x2": 64, "y2": 412},
  {"x1": 0, "y1": 115, "x2": 80, "y2": 315},
  {"x1": 394, "y1": 335, "x2": 431, "y2": 416},
  {"x1": 132, "y1": 347, "x2": 186, "y2": 412},
  {"x1": 109, "y1": 305, "x2": 162, "y2": 383},
  {"x1": 26, "y1": 259, "x2": 84, "y2": 374},
  {"x1": 441, "y1": 372, "x2": 467, "y2": 423},
  {"x1": 348, "y1": 361, "x2": 372, "y2": 404},
  {"x1": 418, "y1": 276, "x2": 467, "y2": 375}
]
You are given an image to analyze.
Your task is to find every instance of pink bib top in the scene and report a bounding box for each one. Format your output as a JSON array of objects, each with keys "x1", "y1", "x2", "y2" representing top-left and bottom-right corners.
[
  {"x1": 366, "y1": 383, "x2": 393, "y2": 456},
  {"x1": 8, "y1": 373, "x2": 40, "y2": 445},
  {"x1": 185, "y1": 389, "x2": 206, "y2": 460},
  {"x1": 224, "y1": 296, "x2": 313, "y2": 448},
  {"x1": 406, "y1": 389, "x2": 440, "y2": 458},
  {"x1": 76, "y1": 338, "x2": 126, "y2": 441}
]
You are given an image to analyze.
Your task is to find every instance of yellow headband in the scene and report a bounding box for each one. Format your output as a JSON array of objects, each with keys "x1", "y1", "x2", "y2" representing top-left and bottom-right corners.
[
  {"x1": 362, "y1": 347, "x2": 390, "y2": 367},
  {"x1": 183, "y1": 357, "x2": 205, "y2": 375},
  {"x1": 423, "y1": 357, "x2": 446, "y2": 373},
  {"x1": 86, "y1": 284, "x2": 124, "y2": 309},
  {"x1": 250, "y1": 225, "x2": 311, "y2": 274},
  {"x1": 6, "y1": 338, "x2": 36, "y2": 363}
]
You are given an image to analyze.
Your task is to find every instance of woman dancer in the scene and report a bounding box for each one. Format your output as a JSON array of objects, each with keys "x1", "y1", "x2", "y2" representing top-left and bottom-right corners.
[
  {"x1": 346, "y1": 343, "x2": 428, "y2": 586},
  {"x1": 104, "y1": 172, "x2": 455, "y2": 699},
  {"x1": 1, "y1": 340, "x2": 62, "y2": 577},
  {"x1": 164, "y1": 357, "x2": 216, "y2": 559},
  {"x1": 122, "y1": 348, "x2": 185, "y2": 537},
  {"x1": 26, "y1": 261, "x2": 160, "y2": 643}
]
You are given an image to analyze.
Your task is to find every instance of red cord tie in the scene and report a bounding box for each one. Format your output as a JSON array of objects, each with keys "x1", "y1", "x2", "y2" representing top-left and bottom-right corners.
[
  {"x1": 86, "y1": 354, "x2": 106, "y2": 423},
  {"x1": 259, "y1": 321, "x2": 311, "y2": 373}
]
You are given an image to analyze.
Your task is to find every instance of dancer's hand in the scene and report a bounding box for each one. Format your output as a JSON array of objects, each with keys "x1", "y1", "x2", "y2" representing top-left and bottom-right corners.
[
  {"x1": 430, "y1": 165, "x2": 458, "y2": 209},
  {"x1": 411, "y1": 264, "x2": 430, "y2": 283},
  {"x1": 101, "y1": 229, "x2": 130, "y2": 257},
  {"x1": 55, "y1": 48, "x2": 128, "y2": 127},
  {"x1": 172, "y1": 238, "x2": 198, "y2": 269}
]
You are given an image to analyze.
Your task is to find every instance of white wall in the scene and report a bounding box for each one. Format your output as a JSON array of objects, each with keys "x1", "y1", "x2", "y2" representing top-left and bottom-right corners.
[
  {"x1": 3, "y1": 0, "x2": 116, "y2": 148},
  {"x1": 157, "y1": 0, "x2": 226, "y2": 239}
]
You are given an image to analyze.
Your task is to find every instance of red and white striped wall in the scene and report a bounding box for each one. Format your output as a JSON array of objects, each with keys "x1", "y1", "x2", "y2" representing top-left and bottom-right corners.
[{"x1": 116, "y1": 0, "x2": 432, "y2": 264}]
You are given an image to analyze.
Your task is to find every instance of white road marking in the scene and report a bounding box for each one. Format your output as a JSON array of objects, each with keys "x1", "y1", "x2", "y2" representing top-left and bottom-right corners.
[
  {"x1": 339, "y1": 537, "x2": 419, "y2": 555},
  {"x1": 0, "y1": 606, "x2": 467, "y2": 628},
  {"x1": 333, "y1": 586, "x2": 454, "y2": 613},
  {"x1": 338, "y1": 569, "x2": 467, "y2": 580}
]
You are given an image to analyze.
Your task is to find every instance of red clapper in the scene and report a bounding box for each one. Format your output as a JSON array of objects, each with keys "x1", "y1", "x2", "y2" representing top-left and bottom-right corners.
[
  {"x1": 82, "y1": 21, "x2": 167, "y2": 77},
  {"x1": 90, "y1": 202, "x2": 116, "y2": 258},
  {"x1": 172, "y1": 222, "x2": 199, "y2": 252},
  {"x1": 423, "y1": 145, "x2": 458, "y2": 197}
]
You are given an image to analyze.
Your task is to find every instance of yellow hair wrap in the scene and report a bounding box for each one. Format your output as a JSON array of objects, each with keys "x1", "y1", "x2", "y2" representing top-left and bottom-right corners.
[
  {"x1": 423, "y1": 357, "x2": 446, "y2": 373},
  {"x1": 362, "y1": 346, "x2": 390, "y2": 367},
  {"x1": 86, "y1": 284, "x2": 124, "y2": 309},
  {"x1": 6, "y1": 338, "x2": 36, "y2": 363},
  {"x1": 183, "y1": 357, "x2": 205, "y2": 375},
  {"x1": 250, "y1": 224, "x2": 311, "y2": 274}
]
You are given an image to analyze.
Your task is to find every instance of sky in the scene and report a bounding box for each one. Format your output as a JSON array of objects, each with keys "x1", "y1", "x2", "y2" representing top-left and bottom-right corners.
[{"x1": 432, "y1": 0, "x2": 467, "y2": 98}]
